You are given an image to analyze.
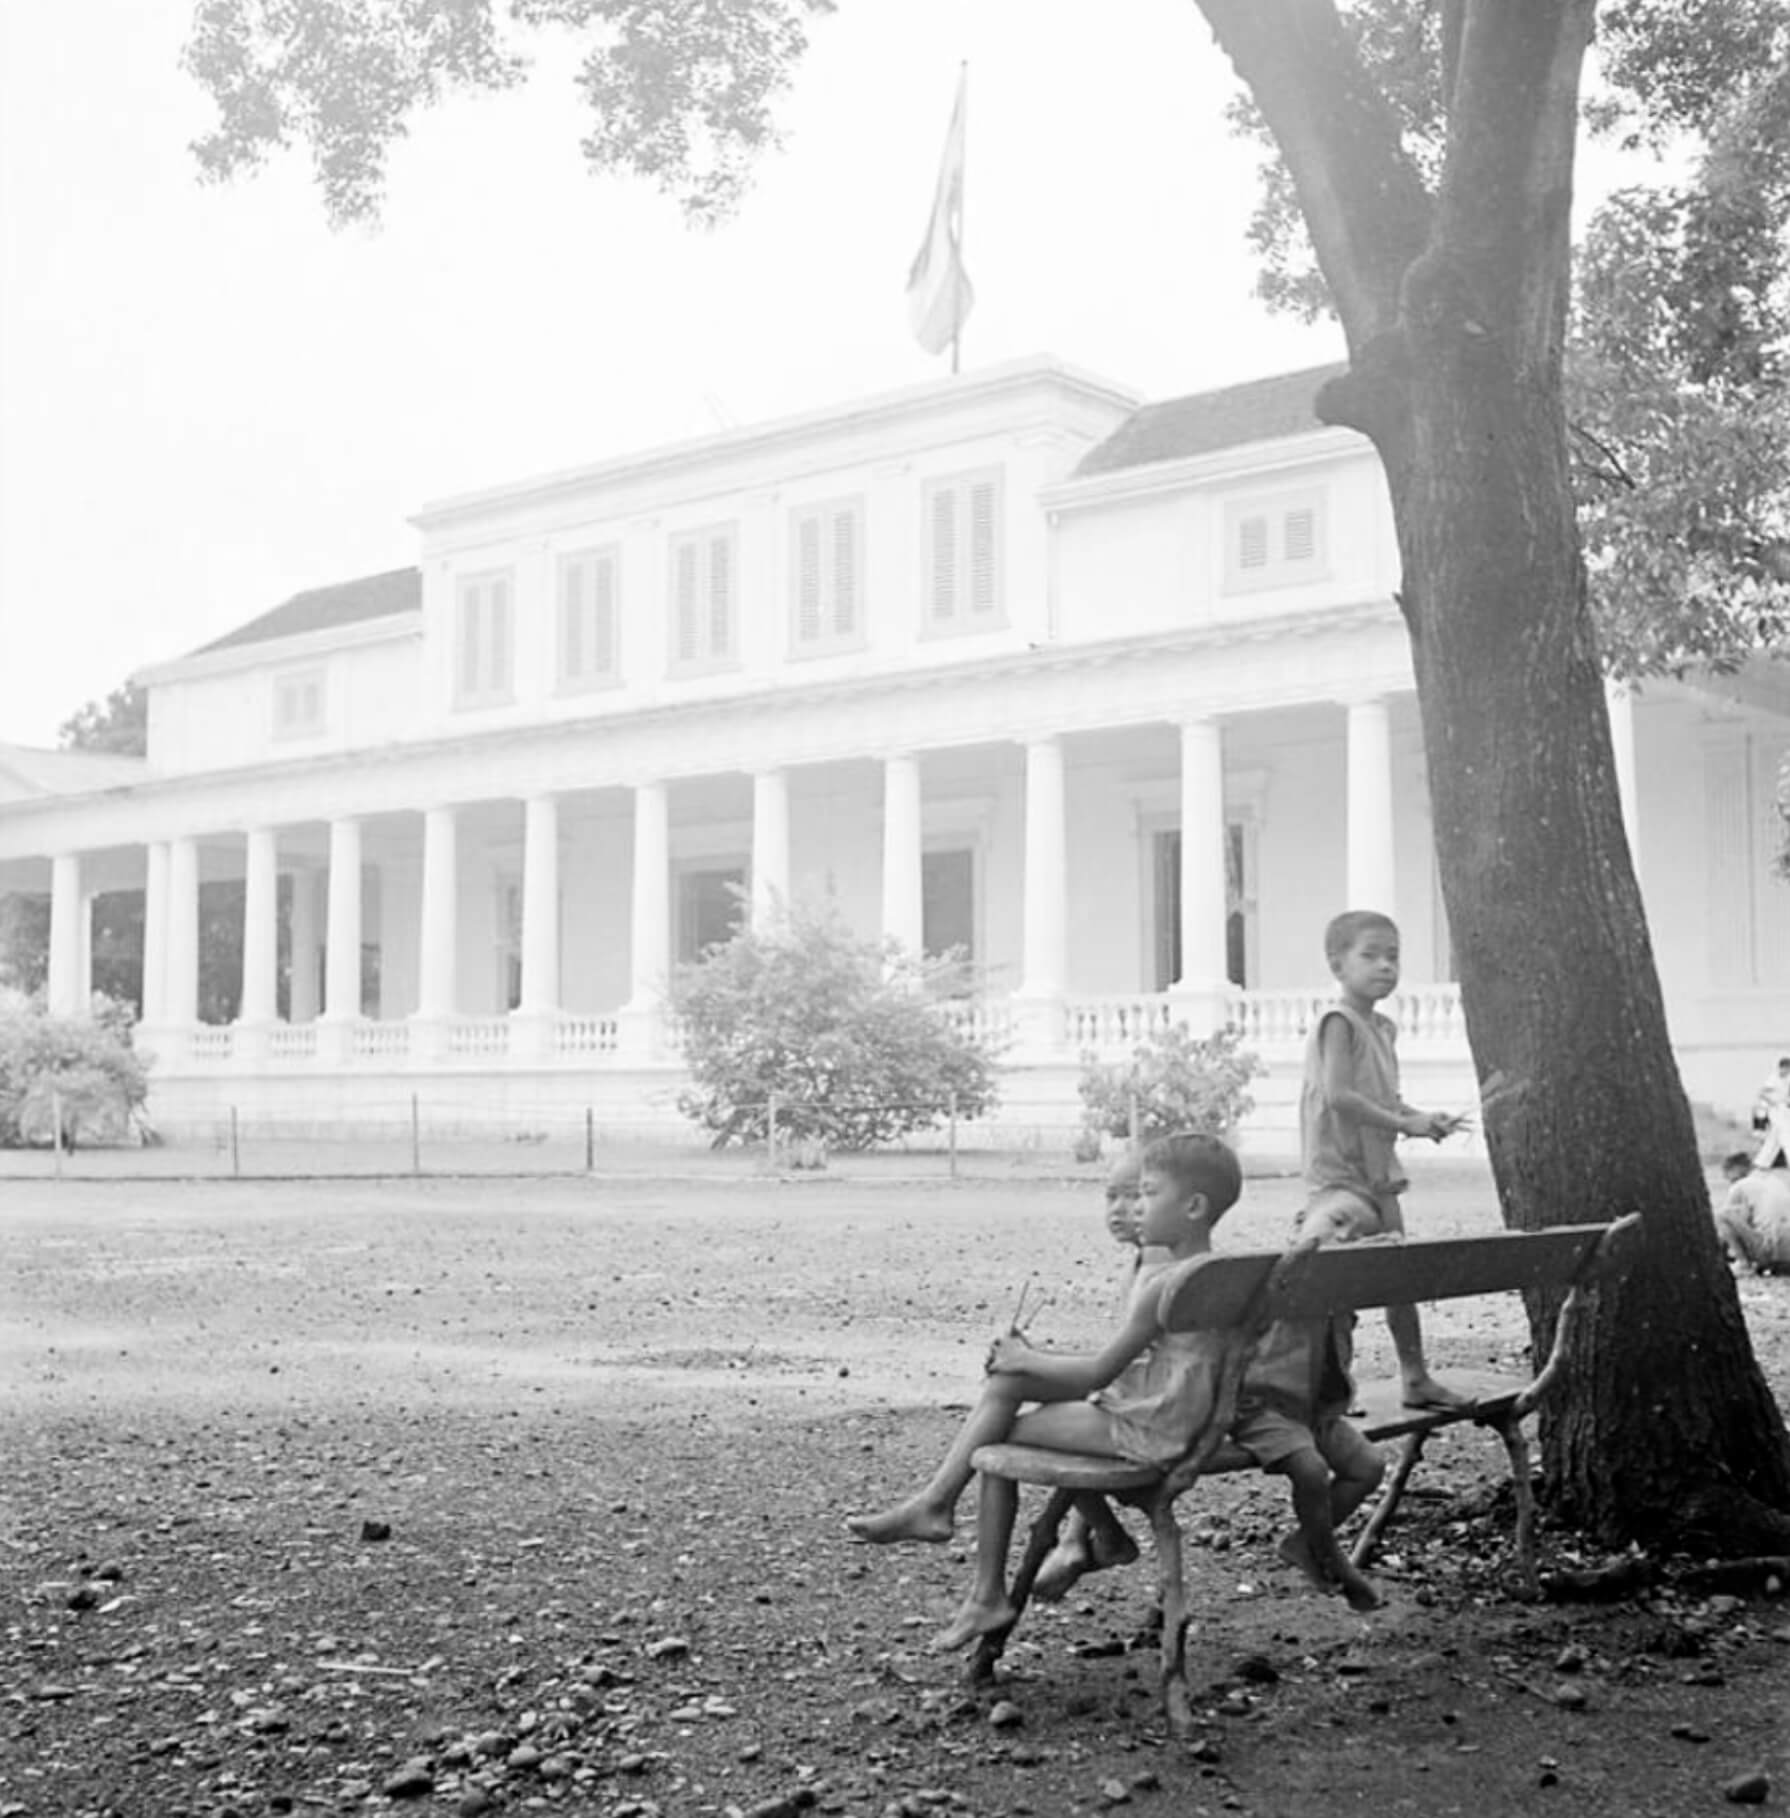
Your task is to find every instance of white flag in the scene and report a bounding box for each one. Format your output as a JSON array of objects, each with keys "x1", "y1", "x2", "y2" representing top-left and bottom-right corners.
[{"x1": 906, "y1": 69, "x2": 973, "y2": 359}]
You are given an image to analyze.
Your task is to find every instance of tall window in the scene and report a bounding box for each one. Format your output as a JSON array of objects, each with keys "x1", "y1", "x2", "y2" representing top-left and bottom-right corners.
[
  {"x1": 455, "y1": 570, "x2": 514, "y2": 706},
  {"x1": 922, "y1": 848, "x2": 976, "y2": 963},
  {"x1": 790, "y1": 498, "x2": 864, "y2": 654},
  {"x1": 1151, "y1": 825, "x2": 1252, "y2": 990},
  {"x1": 923, "y1": 470, "x2": 1002, "y2": 631},
  {"x1": 558, "y1": 547, "x2": 620, "y2": 690},
  {"x1": 272, "y1": 667, "x2": 325, "y2": 740},
  {"x1": 1223, "y1": 488, "x2": 1327, "y2": 593},
  {"x1": 676, "y1": 865, "x2": 746, "y2": 962},
  {"x1": 669, "y1": 525, "x2": 738, "y2": 674}
]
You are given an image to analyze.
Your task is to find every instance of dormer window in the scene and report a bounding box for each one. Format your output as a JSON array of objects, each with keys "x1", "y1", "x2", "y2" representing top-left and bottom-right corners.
[
  {"x1": 668, "y1": 524, "x2": 739, "y2": 675},
  {"x1": 1224, "y1": 488, "x2": 1327, "y2": 593},
  {"x1": 272, "y1": 666, "x2": 325, "y2": 740},
  {"x1": 455, "y1": 569, "x2": 515, "y2": 707},
  {"x1": 558, "y1": 547, "x2": 620, "y2": 691},
  {"x1": 790, "y1": 498, "x2": 865, "y2": 656},
  {"x1": 922, "y1": 470, "x2": 1003, "y2": 633}
]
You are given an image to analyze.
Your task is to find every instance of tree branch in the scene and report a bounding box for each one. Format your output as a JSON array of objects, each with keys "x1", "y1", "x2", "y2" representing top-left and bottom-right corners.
[{"x1": 1194, "y1": 0, "x2": 1432, "y2": 348}]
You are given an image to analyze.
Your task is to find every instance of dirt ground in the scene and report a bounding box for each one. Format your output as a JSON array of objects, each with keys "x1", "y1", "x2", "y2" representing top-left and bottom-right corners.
[{"x1": 3, "y1": 1163, "x2": 1788, "y2": 1818}]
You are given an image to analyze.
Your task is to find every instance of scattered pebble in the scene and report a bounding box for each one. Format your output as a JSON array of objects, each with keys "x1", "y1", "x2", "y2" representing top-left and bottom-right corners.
[
  {"x1": 1723, "y1": 1771, "x2": 1771, "y2": 1805},
  {"x1": 380, "y1": 1758, "x2": 434, "y2": 1800}
]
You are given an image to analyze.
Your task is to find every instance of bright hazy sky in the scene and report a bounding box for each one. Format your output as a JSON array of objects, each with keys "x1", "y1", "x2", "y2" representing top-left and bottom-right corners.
[{"x1": 3, "y1": 3, "x2": 1360, "y2": 747}]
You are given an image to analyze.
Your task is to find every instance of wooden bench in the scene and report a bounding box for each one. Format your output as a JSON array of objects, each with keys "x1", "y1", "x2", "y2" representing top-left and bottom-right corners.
[{"x1": 967, "y1": 1217, "x2": 1641, "y2": 1737}]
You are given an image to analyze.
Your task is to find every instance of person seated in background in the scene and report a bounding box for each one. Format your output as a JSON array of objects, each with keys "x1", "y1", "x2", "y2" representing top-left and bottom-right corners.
[
  {"x1": 1717, "y1": 1153, "x2": 1790, "y2": 1276},
  {"x1": 1752, "y1": 1057, "x2": 1790, "y2": 1170}
]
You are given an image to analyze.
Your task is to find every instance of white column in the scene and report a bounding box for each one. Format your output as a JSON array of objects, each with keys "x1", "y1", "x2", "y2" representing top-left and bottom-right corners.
[
  {"x1": 619, "y1": 781, "x2": 671, "y2": 1059},
  {"x1": 323, "y1": 816, "x2": 362, "y2": 1022},
  {"x1": 1174, "y1": 719, "x2": 1229, "y2": 1032},
  {"x1": 166, "y1": 837, "x2": 200, "y2": 1031},
  {"x1": 881, "y1": 754, "x2": 924, "y2": 957},
  {"x1": 287, "y1": 868, "x2": 321, "y2": 1023},
  {"x1": 1345, "y1": 696, "x2": 1397, "y2": 915},
  {"x1": 414, "y1": 807, "x2": 459, "y2": 1022},
  {"x1": 1014, "y1": 738, "x2": 1067, "y2": 1053},
  {"x1": 47, "y1": 853, "x2": 83, "y2": 1016},
  {"x1": 141, "y1": 841, "x2": 169, "y2": 1026},
  {"x1": 751, "y1": 769, "x2": 791, "y2": 931},
  {"x1": 236, "y1": 828, "x2": 279, "y2": 1051},
  {"x1": 513, "y1": 795, "x2": 561, "y2": 1058},
  {"x1": 1606, "y1": 680, "x2": 1640, "y2": 869}
]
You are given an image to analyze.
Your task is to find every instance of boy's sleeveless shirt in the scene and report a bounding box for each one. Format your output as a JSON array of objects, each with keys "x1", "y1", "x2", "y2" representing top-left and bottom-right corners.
[{"x1": 1300, "y1": 1000, "x2": 1406, "y2": 1197}]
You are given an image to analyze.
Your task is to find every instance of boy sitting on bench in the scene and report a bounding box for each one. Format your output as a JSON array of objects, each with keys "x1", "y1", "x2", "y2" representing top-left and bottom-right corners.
[{"x1": 847, "y1": 1132, "x2": 1385, "y2": 1648}]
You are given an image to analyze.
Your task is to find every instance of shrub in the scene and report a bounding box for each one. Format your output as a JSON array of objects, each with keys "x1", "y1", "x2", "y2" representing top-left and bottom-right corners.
[
  {"x1": 1078, "y1": 1021, "x2": 1262, "y2": 1152},
  {"x1": 671, "y1": 897, "x2": 999, "y2": 1152},
  {"x1": 0, "y1": 989, "x2": 152, "y2": 1148}
]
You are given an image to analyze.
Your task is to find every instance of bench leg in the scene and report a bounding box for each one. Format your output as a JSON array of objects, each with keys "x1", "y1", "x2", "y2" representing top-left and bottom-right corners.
[
  {"x1": 1146, "y1": 1497, "x2": 1193, "y2": 1739},
  {"x1": 1491, "y1": 1414, "x2": 1540, "y2": 1600},
  {"x1": 1350, "y1": 1430, "x2": 1426, "y2": 1569},
  {"x1": 968, "y1": 1485, "x2": 1074, "y2": 1687}
]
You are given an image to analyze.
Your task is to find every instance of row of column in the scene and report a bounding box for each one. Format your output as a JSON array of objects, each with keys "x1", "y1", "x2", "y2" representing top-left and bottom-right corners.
[{"x1": 43, "y1": 695, "x2": 1446, "y2": 1032}]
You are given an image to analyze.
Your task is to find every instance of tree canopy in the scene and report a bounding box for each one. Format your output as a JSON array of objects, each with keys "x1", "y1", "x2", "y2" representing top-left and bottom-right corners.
[{"x1": 58, "y1": 680, "x2": 148, "y2": 758}]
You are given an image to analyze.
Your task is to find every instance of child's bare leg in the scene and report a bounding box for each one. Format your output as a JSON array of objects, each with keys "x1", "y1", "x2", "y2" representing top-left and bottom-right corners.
[
  {"x1": 1281, "y1": 1454, "x2": 1382, "y2": 1613},
  {"x1": 1035, "y1": 1494, "x2": 1138, "y2": 1601},
  {"x1": 933, "y1": 1473, "x2": 1020, "y2": 1651},
  {"x1": 847, "y1": 1373, "x2": 1030, "y2": 1543},
  {"x1": 1386, "y1": 1303, "x2": 1468, "y2": 1409}
]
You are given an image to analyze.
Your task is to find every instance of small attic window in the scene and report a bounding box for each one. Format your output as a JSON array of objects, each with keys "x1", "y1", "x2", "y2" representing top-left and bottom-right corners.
[
  {"x1": 272, "y1": 667, "x2": 325, "y2": 740},
  {"x1": 1223, "y1": 489, "x2": 1328, "y2": 594}
]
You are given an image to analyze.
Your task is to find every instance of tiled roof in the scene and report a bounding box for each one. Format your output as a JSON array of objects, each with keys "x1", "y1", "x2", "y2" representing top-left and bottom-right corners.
[
  {"x1": 1075, "y1": 363, "x2": 1350, "y2": 478},
  {"x1": 0, "y1": 744, "x2": 149, "y2": 803},
  {"x1": 195, "y1": 566, "x2": 422, "y2": 656}
]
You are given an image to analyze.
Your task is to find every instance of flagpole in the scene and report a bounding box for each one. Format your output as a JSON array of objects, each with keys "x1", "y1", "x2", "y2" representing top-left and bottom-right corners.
[{"x1": 952, "y1": 60, "x2": 966, "y2": 376}]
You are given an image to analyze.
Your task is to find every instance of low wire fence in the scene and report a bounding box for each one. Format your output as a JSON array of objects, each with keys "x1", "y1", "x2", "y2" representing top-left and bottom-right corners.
[{"x1": 8, "y1": 1086, "x2": 1185, "y2": 1184}]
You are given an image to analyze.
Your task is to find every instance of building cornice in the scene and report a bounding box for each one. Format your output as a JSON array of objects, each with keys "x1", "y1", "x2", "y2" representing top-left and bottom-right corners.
[
  {"x1": 0, "y1": 600, "x2": 1402, "y2": 844},
  {"x1": 1039, "y1": 427, "x2": 1368, "y2": 515},
  {"x1": 409, "y1": 359, "x2": 1142, "y2": 532}
]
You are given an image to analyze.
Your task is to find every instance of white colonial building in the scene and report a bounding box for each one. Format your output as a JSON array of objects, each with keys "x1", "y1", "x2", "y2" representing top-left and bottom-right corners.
[{"x1": 1, "y1": 359, "x2": 1785, "y2": 1146}]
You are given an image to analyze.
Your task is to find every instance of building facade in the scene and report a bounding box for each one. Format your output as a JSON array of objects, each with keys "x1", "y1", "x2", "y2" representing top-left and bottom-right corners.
[{"x1": 1, "y1": 360, "x2": 1784, "y2": 1147}]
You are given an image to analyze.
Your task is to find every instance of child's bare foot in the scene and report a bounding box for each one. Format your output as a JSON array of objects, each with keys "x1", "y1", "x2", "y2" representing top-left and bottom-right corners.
[
  {"x1": 1090, "y1": 1524, "x2": 1139, "y2": 1571},
  {"x1": 1277, "y1": 1529, "x2": 1334, "y2": 1593},
  {"x1": 1401, "y1": 1372, "x2": 1471, "y2": 1411},
  {"x1": 1335, "y1": 1561, "x2": 1384, "y2": 1612},
  {"x1": 931, "y1": 1595, "x2": 1016, "y2": 1652},
  {"x1": 845, "y1": 1498, "x2": 953, "y2": 1545},
  {"x1": 1032, "y1": 1536, "x2": 1095, "y2": 1602}
]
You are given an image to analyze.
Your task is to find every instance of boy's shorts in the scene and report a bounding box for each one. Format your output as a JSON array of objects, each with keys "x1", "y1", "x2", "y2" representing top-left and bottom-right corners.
[
  {"x1": 1232, "y1": 1405, "x2": 1381, "y2": 1480},
  {"x1": 1300, "y1": 1184, "x2": 1406, "y2": 1243}
]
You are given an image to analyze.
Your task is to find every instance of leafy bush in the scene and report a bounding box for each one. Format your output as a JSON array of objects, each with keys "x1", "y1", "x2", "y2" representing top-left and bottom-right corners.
[
  {"x1": 671, "y1": 898, "x2": 998, "y2": 1152},
  {"x1": 1078, "y1": 1021, "x2": 1263, "y2": 1151},
  {"x1": 0, "y1": 989, "x2": 152, "y2": 1148}
]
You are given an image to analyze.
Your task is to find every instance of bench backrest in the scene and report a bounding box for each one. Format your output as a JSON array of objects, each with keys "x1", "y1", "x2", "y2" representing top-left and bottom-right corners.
[{"x1": 1157, "y1": 1224, "x2": 1619, "y2": 1333}]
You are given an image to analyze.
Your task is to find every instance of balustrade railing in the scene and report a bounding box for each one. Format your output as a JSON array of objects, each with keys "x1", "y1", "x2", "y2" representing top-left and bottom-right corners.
[
  {"x1": 941, "y1": 998, "x2": 1016, "y2": 1048},
  {"x1": 556, "y1": 1015, "x2": 619, "y2": 1056},
  {"x1": 446, "y1": 1016, "x2": 511, "y2": 1059},
  {"x1": 353, "y1": 1020, "x2": 411, "y2": 1061},
  {"x1": 267, "y1": 1024, "x2": 317, "y2": 1060},
  {"x1": 1062, "y1": 995, "x2": 1178, "y2": 1053},
  {"x1": 188, "y1": 1025, "x2": 234, "y2": 1062}
]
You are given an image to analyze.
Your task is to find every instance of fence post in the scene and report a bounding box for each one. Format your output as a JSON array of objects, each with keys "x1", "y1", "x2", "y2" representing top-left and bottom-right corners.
[
  {"x1": 766, "y1": 1092, "x2": 779, "y2": 1169},
  {"x1": 230, "y1": 1105, "x2": 241, "y2": 1179},
  {"x1": 411, "y1": 1092, "x2": 421, "y2": 1177},
  {"x1": 585, "y1": 1105, "x2": 595, "y2": 1174},
  {"x1": 948, "y1": 1090, "x2": 959, "y2": 1182},
  {"x1": 51, "y1": 1086, "x2": 63, "y2": 1182},
  {"x1": 1128, "y1": 1091, "x2": 1141, "y2": 1152}
]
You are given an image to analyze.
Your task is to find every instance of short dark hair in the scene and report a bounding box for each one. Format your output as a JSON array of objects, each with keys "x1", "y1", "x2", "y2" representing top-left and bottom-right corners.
[
  {"x1": 1324, "y1": 909, "x2": 1399, "y2": 968},
  {"x1": 1140, "y1": 1132, "x2": 1242, "y2": 1222},
  {"x1": 1724, "y1": 1151, "x2": 1754, "y2": 1177}
]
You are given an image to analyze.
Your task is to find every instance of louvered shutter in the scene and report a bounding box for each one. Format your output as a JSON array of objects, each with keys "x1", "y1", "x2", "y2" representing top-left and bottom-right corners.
[
  {"x1": 592, "y1": 553, "x2": 615, "y2": 675},
  {"x1": 795, "y1": 512, "x2": 823, "y2": 643},
  {"x1": 831, "y1": 507, "x2": 858, "y2": 636},
  {"x1": 1283, "y1": 507, "x2": 1316, "y2": 563},
  {"x1": 708, "y1": 533, "x2": 733, "y2": 657},
  {"x1": 930, "y1": 487, "x2": 957, "y2": 621},
  {"x1": 1238, "y1": 516, "x2": 1269, "y2": 569},
  {"x1": 675, "y1": 540, "x2": 700, "y2": 662},
  {"x1": 561, "y1": 558, "x2": 585, "y2": 680},
  {"x1": 488, "y1": 577, "x2": 511, "y2": 694},
  {"x1": 968, "y1": 480, "x2": 997, "y2": 615}
]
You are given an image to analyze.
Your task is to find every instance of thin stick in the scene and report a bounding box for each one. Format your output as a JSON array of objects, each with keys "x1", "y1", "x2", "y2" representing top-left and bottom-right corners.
[
  {"x1": 1016, "y1": 1295, "x2": 1053, "y2": 1335},
  {"x1": 1009, "y1": 1276, "x2": 1034, "y2": 1333}
]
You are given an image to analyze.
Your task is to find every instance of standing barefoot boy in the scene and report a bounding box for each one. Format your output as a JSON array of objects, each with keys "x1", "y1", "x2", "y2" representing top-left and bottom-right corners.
[{"x1": 1299, "y1": 909, "x2": 1470, "y2": 1409}]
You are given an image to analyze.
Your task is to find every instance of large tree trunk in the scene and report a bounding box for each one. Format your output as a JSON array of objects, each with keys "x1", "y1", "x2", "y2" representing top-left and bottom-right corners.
[{"x1": 1200, "y1": 0, "x2": 1790, "y2": 1553}]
